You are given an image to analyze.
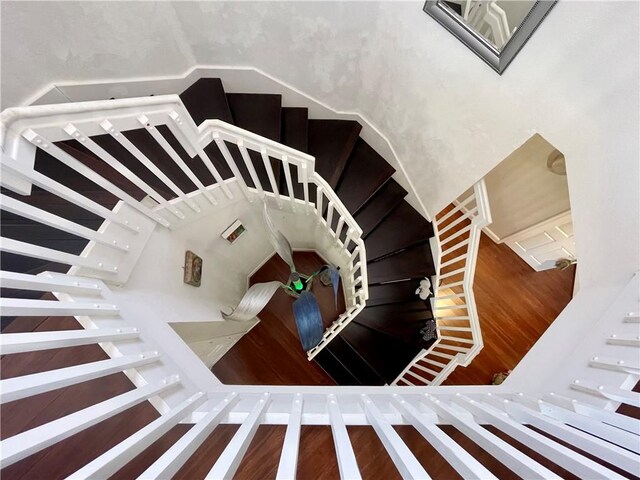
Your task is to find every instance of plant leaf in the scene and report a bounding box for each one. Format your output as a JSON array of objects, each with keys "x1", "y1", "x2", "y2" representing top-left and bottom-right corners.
[
  {"x1": 221, "y1": 281, "x2": 283, "y2": 321},
  {"x1": 263, "y1": 202, "x2": 296, "y2": 272},
  {"x1": 292, "y1": 291, "x2": 324, "y2": 351},
  {"x1": 327, "y1": 265, "x2": 341, "y2": 309}
]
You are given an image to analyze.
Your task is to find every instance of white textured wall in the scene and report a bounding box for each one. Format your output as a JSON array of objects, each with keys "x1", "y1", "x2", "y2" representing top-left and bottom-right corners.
[
  {"x1": 1, "y1": 1, "x2": 638, "y2": 292},
  {"x1": 483, "y1": 133, "x2": 571, "y2": 240}
]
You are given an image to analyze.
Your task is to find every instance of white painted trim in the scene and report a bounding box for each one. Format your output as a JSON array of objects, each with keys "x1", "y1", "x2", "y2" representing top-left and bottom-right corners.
[
  {"x1": 453, "y1": 197, "x2": 501, "y2": 243},
  {"x1": 499, "y1": 209, "x2": 572, "y2": 245},
  {"x1": 24, "y1": 65, "x2": 432, "y2": 222}
]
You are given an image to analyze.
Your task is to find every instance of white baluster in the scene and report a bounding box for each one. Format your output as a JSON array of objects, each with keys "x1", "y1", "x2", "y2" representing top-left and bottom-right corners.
[
  {"x1": 0, "y1": 327, "x2": 138, "y2": 354},
  {"x1": 22, "y1": 129, "x2": 171, "y2": 227},
  {"x1": 137, "y1": 115, "x2": 216, "y2": 205},
  {"x1": 100, "y1": 119, "x2": 201, "y2": 213},
  {"x1": 0, "y1": 375, "x2": 180, "y2": 468},
  {"x1": 0, "y1": 351, "x2": 160, "y2": 404},
  {"x1": 0, "y1": 194, "x2": 129, "y2": 252}
]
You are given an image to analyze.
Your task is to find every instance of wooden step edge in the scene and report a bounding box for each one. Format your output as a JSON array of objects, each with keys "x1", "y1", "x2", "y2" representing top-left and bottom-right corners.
[
  {"x1": 331, "y1": 334, "x2": 387, "y2": 386},
  {"x1": 366, "y1": 238, "x2": 432, "y2": 264},
  {"x1": 325, "y1": 125, "x2": 363, "y2": 189}
]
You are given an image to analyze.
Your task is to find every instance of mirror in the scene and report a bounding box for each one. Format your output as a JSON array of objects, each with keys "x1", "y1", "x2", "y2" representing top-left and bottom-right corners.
[{"x1": 423, "y1": 0, "x2": 557, "y2": 74}]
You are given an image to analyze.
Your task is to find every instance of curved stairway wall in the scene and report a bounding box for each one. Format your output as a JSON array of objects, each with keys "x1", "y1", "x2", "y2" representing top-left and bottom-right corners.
[
  {"x1": 181, "y1": 78, "x2": 438, "y2": 384},
  {"x1": 1, "y1": 79, "x2": 639, "y2": 479}
]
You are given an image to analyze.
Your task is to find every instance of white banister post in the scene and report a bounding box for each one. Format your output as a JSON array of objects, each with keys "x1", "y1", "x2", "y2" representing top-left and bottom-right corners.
[
  {"x1": 22, "y1": 129, "x2": 172, "y2": 228},
  {"x1": 137, "y1": 115, "x2": 217, "y2": 206},
  {"x1": 0, "y1": 237, "x2": 118, "y2": 273},
  {"x1": 0, "y1": 375, "x2": 181, "y2": 468},
  {"x1": 276, "y1": 394, "x2": 303, "y2": 479},
  {"x1": 316, "y1": 186, "x2": 324, "y2": 223},
  {"x1": 281, "y1": 155, "x2": 295, "y2": 211},
  {"x1": 0, "y1": 298, "x2": 119, "y2": 317},
  {"x1": 327, "y1": 394, "x2": 362, "y2": 480},
  {"x1": 0, "y1": 158, "x2": 140, "y2": 233},
  {"x1": 213, "y1": 133, "x2": 251, "y2": 201},
  {"x1": 0, "y1": 328, "x2": 138, "y2": 354},
  {"x1": 391, "y1": 395, "x2": 497, "y2": 479},
  {"x1": 0, "y1": 194, "x2": 130, "y2": 252},
  {"x1": 168, "y1": 110, "x2": 234, "y2": 200},
  {"x1": 99, "y1": 119, "x2": 201, "y2": 214},
  {"x1": 62, "y1": 123, "x2": 186, "y2": 221},
  {"x1": 67, "y1": 392, "x2": 207, "y2": 480},
  {"x1": 0, "y1": 271, "x2": 103, "y2": 295},
  {"x1": 0, "y1": 351, "x2": 160, "y2": 404},
  {"x1": 237, "y1": 140, "x2": 264, "y2": 200},
  {"x1": 205, "y1": 393, "x2": 270, "y2": 480},
  {"x1": 260, "y1": 148, "x2": 282, "y2": 208},
  {"x1": 360, "y1": 395, "x2": 430, "y2": 479},
  {"x1": 139, "y1": 393, "x2": 239, "y2": 479},
  {"x1": 300, "y1": 163, "x2": 310, "y2": 213}
]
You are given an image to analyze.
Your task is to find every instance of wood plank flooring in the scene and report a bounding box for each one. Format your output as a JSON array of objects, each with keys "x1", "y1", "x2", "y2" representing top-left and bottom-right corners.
[
  {"x1": 211, "y1": 251, "x2": 341, "y2": 385},
  {"x1": 443, "y1": 232, "x2": 576, "y2": 385},
  {"x1": 0, "y1": 315, "x2": 162, "y2": 480},
  {"x1": 213, "y1": 218, "x2": 575, "y2": 387}
]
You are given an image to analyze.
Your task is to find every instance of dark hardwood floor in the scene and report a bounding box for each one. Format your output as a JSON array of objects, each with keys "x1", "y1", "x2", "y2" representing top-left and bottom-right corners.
[
  {"x1": 211, "y1": 251, "x2": 342, "y2": 385},
  {"x1": 0, "y1": 316, "x2": 163, "y2": 480},
  {"x1": 443, "y1": 232, "x2": 576, "y2": 385},
  {"x1": 212, "y1": 231, "x2": 575, "y2": 387}
]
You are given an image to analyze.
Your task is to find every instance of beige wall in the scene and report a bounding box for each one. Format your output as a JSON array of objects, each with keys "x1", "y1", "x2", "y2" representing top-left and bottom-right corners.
[{"x1": 483, "y1": 134, "x2": 570, "y2": 240}]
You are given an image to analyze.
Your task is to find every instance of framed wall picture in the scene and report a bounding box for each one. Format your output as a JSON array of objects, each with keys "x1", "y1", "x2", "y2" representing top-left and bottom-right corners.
[{"x1": 221, "y1": 219, "x2": 246, "y2": 244}]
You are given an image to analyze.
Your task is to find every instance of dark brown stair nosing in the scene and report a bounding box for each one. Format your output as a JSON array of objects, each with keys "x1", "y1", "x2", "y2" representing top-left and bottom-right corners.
[
  {"x1": 356, "y1": 179, "x2": 408, "y2": 238},
  {"x1": 179, "y1": 78, "x2": 234, "y2": 126},
  {"x1": 334, "y1": 138, "x2": 396, "y2": 215},
  {"x1": 307, "y1": 119, "x2": 362, "y2": 189}
]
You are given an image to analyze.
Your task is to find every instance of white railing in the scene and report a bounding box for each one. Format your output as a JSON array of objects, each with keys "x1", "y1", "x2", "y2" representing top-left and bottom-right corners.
[
  {"x1": 393, "y1": 180, "x2": 491, "y2": 386},
  {"x1": 0, "y1": 95, "x2": 366, "y2": 357},
  {"x1": 1, "y1": 96, "x2": 639, "y2": 478},
  {"x1": 1, "y1": 279, "x2": 638, "y2": 479}
]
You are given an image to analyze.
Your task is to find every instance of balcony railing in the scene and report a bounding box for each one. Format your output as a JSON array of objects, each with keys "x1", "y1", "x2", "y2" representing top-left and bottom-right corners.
[{"x1": 393, "y1": 180, "x2": 492, "y2": 386}]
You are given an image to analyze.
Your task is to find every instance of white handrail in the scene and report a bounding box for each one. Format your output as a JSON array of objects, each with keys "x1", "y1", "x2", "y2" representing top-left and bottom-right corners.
[
  {"x1": 0, "y1": 95, "x2": 367, "y2": 359},
  {"x1": 1, "y1": 97, "x2": 639, "y2": 480},
  {"x1": 393, "y1": 180, "x2": 491, "y2": 385}
]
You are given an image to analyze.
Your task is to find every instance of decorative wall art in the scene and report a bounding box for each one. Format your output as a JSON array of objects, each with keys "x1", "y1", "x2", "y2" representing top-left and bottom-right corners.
[
  {"x1": 221, "y1": 219, "x2": 246, "y2": 244},
  {"x1": 183, "y1": 250, "x2": 203, "y2": 287}
]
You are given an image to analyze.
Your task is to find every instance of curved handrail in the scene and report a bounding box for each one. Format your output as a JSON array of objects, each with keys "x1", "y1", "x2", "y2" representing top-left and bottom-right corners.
[
  {"x1": 393, "y1": 180, "x2": 491, "y2": 386},
  {"x1": 0, "y1": 95, "x2": 368, "y2": 360}
]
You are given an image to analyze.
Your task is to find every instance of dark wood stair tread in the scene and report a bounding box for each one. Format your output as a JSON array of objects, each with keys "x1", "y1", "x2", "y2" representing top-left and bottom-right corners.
[
  {"x1": 367, "y1": 243, "x2": 436, "y2": 285},
  {"x1": 226, "y1": 93, "x2": 282, "y2": 141},
  {"x1": 34, "y1": 147, "x2": 120, "y2": 207},
  {"x1": 226, "y1": 93, "x2": 282, "y2": 192},
  {"x1": 307, "y1": 119, "x2": 361, "y2": 189},
  {"x1": 179, "y1": 78, "x2": 234, "y2": 126},
  {"x1": 281, "y1": 108, "x2": 309, "y2": 153},
  {"x1": 355, "y1": 179, "x2": 407, "y2": 238},
  {"x1": 367, "y1": 279, "x2": 423, "y2": 307},
  {"x1": 90, "y1": 132, "x2": 179, "y2": 200},
  {"x1": 354, "y1": 302, "x2": 432, "y2": 347},
  {"x1": 322, "y1": 335, "x2": 385, "y2": 386},
  {"x1": 280, "y1": 108, "x2": 309, "y2": 197},
  {"x1": 120, "y1": 129, "x2": 198, "y2": 195},
  {"x1": 334, "y1": 138, "x2": 395, "y2": 215},
  {"x1": 365, "y1": 202, "x2": 434, "y2": 261},
  {"x1": 314, "y1": 347, "x2": 361, "y2": 386},
  {"x1": 340, "y1": 321, "x2": 420, "y2": 384}
]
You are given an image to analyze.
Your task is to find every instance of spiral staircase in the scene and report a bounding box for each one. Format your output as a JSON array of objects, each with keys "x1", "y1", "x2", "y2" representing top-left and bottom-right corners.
[{"x1": 0, "y1": 76, "x2": 638, "y2": 479}]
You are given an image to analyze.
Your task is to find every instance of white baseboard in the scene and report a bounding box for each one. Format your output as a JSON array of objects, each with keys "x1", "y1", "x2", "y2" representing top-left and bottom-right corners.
[{"x1": 25, "y1": 65, "x2": 433, "y2": 223}]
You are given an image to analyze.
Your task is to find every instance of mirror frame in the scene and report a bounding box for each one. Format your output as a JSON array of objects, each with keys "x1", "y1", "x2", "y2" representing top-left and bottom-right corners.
[{"x1": 423, "y1": 0, "x2": 557, "y2": 74}]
